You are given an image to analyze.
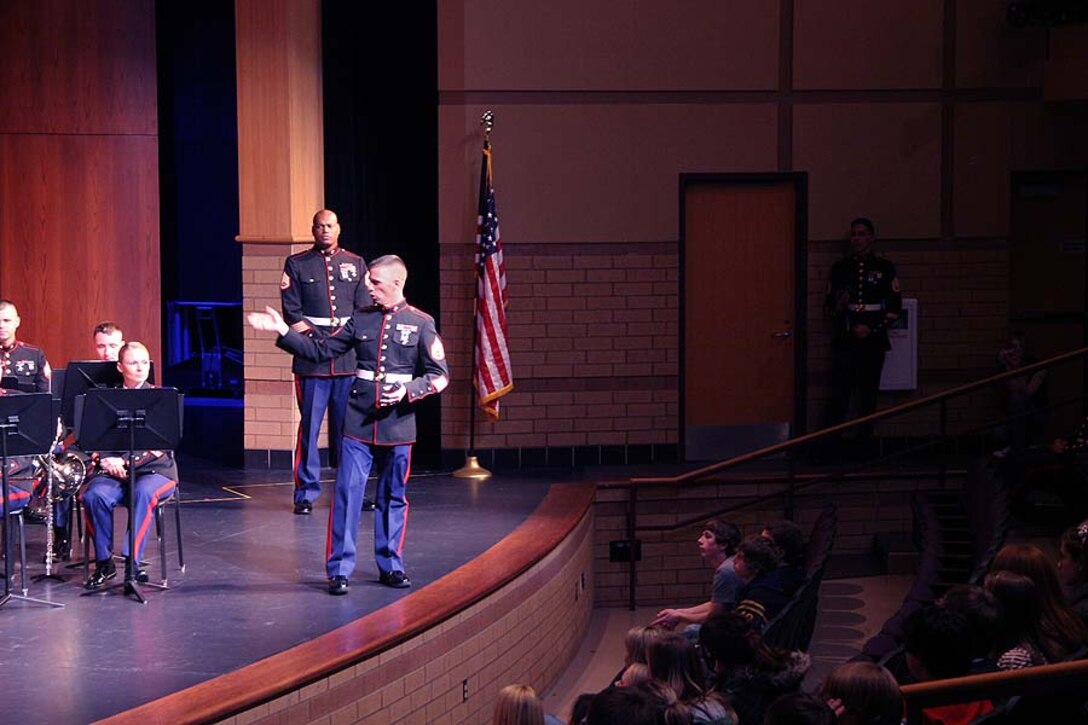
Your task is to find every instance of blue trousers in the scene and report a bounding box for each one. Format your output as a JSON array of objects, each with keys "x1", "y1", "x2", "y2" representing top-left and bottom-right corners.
[
  {"x1": 326, "y1": 438, "x2": 411, "y2": 579},
  {"x1": 0, "y1": 484, "x2": 30, "y2": 516},
  {"x1": 81, "y1": 472, "x2": 176, "y2": 562},
  {"x1": 293, "y1": 375, "x2": 353, "y2": 505}
]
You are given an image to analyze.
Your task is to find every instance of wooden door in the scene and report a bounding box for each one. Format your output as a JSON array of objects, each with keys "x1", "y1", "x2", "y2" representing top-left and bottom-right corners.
[{"x1": 682, "y1": 175, "x2": 805, "y2": 460}]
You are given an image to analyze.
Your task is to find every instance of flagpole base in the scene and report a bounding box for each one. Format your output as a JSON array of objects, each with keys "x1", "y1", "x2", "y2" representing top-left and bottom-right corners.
[{"x1": 452, "y1": 455, "x2": 492, "y2": 480}]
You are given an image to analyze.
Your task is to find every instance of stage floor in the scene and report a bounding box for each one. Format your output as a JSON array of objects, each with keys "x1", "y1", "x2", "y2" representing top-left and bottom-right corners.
[{"x1": 0, "y1": 457, "x2": 556, "y2": 725}]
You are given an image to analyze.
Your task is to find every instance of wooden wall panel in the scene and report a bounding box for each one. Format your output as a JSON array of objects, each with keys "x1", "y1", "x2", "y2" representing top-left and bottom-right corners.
[
  {"x1": 954, "y1": 102, "x2": 1011, "y2": 238},
  {"x1": 0, "y1": 0, "x2": 157, "y2": 134},
  {"x1": 234, "y1": 0, "x2": 323, "y2": 242},
  {"x1": 793, "y1": 0, "x2": 943, "y2": 89},
  {"x1": 438, "y1": 103, "x2": 779, "y2": 245},
  {"x1": 956, "y1": 0, "x2": 1045, "y2": 89},
  {"x1": 438, "y1": 0, "x2": 779, "y2": 91},
  {"x1": 793, "y1": 102, "x2": 942, "y2": 239},
  {"x1": 0, "y1": 135, "x2": 161, "y2": 369}
]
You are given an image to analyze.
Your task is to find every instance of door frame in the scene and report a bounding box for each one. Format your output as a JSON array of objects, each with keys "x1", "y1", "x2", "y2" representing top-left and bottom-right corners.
[{"x1": 677, "y1": 172, "x2": 809, "y2": 461}]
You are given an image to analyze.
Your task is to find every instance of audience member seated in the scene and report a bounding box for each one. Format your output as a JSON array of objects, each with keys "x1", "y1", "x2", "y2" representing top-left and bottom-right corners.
[
  {"x1": 934, "y1": 585, "x2": 1002, "y2": 675},
  {"x1": 993, "y1": 329, "x2": 1047, "y2": 457},
  {"x1": 989, "y1": 542, "x2": 1088, "y2": 661},
  {"x1": 1058, "y1": 518, "x2": 1088, "y2": 625},
  {"x1": 698, "y1": 611, "x2": 810, "y2": 725},
  {"x1": 733, "y1": 535, "x2": 789, "y2": 629},
  {"x1": 616, "y1": 663, "x2": 650, "y2": 689},
  {"x1": 761, "y1": 519, "x2": 806, "y2": 596},
  {"x1": 568, "y1": 693, "x2": 594, "y2": 725},
  {"x1": 984, "y1": 570, "x2": 1050, "y2": 669},
  {"x1": 647, "y1": 633, "x2": 736, "y2": 724},
  {"x1": 653, "y1": 519, "x2": 742, "y2": 630},
  {"x1": 902, "y1": 604, "x2": 995, "y2": 724},
  {"x1": 606, "y1": 625, "x2": 666, "y2": 690},
  {"x1": 586, "y1": 682, "x2": 675, "y2": 725},
  {"x1": 817, "y1": 662, "x2": 903, "y2": 725},
  {"x1": 763, "y1": 693, "x2": 837, "y2": 725},
  {"x1": 493, "y1": 684, "x2": 548, "y2": 725},
  {"x1": 1000, "y1": 411, "x2": 1088, "y2": 520}
]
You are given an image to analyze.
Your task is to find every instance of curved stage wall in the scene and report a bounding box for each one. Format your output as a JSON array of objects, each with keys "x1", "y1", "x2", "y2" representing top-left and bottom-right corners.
[{"x1": 101, "y1": 481, "x2": 596, "y2": 725}]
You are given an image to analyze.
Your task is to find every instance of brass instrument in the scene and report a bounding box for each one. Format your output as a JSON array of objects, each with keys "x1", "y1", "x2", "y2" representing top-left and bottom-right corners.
[{"x1": 32, "y1": 451, "x2": 87, "y2": 501}]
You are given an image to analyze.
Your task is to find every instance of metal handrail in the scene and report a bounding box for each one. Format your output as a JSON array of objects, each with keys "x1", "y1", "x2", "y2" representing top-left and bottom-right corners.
[
  {"x1": 901, "y1": 657, "x2": 1088, "y2": 723},
  {"x1": 632, "y1": 346, "x2": 1088, "y2": 486},
  {"x1": 615, "y1": 345, "x2": 1088, "y2": 609}
]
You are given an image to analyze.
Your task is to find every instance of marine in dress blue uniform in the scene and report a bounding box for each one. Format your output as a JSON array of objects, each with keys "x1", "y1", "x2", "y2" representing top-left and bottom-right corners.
[
  {"x1": 0, "y1": 299, "x2": 51, "y2": 394},
  {"x1": 825, "y1": 218, "x2": 901, "y2": 444},
  {"x1": 256, "y1": 255, "x2": 448, "y2": 595},
  {"x1": 280, "y1": 210, "x2": 369, "y2": 514},
  {"x1": 81, "y1": 343, "x2": 178, "y2": 588}
]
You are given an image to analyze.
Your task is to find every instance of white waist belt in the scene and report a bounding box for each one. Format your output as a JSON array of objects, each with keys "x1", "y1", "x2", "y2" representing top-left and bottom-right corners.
[
  {"x1": 853, "y1": 304, "x2": 884, "y2": 312},
  {"x1": 356, "y1": 370, "x2": 413, "y2": 383},
  {"x1": 304, "y1": 315, "x2": 350, "y2": 326}
]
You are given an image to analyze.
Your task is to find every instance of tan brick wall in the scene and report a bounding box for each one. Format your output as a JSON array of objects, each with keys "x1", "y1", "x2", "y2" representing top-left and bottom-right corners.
[
  {"x1": 214, "y1": 511, "x2": 595, "y2": 725},
  {"x1": 441, "y1": 238, "x2": 1011, "y2": 455},
  {"x1": 593, "y1": 473, "x2": 964, "y2": 608},
  {"x1": 441, "y1": 242, "x2": 680, "y2": 453},
  {"x1": 242, "y1": 243, "x2": 330, "y2": 456},
  {"x1": 247, "y1": 235, "x2": 1013, "y2": 463}
]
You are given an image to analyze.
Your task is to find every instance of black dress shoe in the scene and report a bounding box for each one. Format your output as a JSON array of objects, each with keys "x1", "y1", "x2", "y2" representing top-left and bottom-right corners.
[
  {"x1": 379, "y1": 570, "x2": 411, "y2": 588},
  {"x1": 293, "y1": 500, "x2": 313, "y2": 515},
  {"x1": 361, "y1": 498, "x2": 376, "y2": 512},
  {"x1": 328, "y1": 575, "x2": 349, "y2": 595},
  {"x1": 86, "y1": 559, "x2": 117, "y2": 589},
  {"x1": 125, "y1": 557, "x2": 150, "y2": 583}
]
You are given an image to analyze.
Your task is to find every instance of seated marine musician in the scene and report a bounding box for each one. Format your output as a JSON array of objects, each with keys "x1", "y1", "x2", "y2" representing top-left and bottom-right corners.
[
  {"x1": 45, "y1": 321, "x2": 127, "y2": 561},
  {"x1": 81, "y1": 342, "x2": 178, "y2": 589}
]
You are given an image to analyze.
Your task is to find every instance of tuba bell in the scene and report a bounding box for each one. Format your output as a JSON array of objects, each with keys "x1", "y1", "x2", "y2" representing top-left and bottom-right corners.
[{"x1": 33, "y1": 451, "x2": 88, "y2": 501}]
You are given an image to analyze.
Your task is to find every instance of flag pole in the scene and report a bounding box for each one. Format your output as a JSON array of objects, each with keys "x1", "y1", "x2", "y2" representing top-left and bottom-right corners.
[{"x1": 453, "y1": 111, "x2": 496, "y2": 480}]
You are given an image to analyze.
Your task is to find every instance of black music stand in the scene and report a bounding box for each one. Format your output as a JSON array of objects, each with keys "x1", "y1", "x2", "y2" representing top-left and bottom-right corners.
[
  {"x1": 76, "y1": 387, "x2": 181, "y2": 604},
  {"x1": 0, "y1": 392, "x2": 63, "y2": 609},
  {"x1": 61, "y1": 361, "x2": 122, "y2": 430}
]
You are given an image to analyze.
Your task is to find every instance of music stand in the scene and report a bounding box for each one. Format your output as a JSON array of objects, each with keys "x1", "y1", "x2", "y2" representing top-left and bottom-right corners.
[
  {"x1": 76, "y1": 387, "x2": 181, "y2": 604},
  {"x1": 61, "y1": 361, "x2": 122, "y2": 431},
  {"x1": 0, "y1": 392, "x2": 63, "y2": 609}
]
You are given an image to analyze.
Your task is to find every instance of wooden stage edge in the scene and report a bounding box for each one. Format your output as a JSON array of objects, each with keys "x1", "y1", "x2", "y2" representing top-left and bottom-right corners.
[{"x1": 98, "y1": 479, "x2": 598, "y2": 725}]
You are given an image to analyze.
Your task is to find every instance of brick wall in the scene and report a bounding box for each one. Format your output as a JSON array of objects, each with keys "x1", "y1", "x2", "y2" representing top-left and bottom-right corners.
[
  {"x1": 440, "y1": 237, "x2": 1012, "y2": 466},
  {"x1": 440, "y1": 241, "x2": 681, "y2": 466},
  {"x1": 245, "y1": 235, "x2": 1013, "y2": 468},
  {"x1": 242, "y1": 243, "x2": 329, "y2": 467},
  {"x1": 213, "y1": 511, "x2": 595, "y2": 725}
]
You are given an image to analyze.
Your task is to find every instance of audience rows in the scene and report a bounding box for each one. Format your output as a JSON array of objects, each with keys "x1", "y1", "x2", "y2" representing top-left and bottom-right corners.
[{"x1": 493, "y1": 509, "x2": 1088, "y2": 725}]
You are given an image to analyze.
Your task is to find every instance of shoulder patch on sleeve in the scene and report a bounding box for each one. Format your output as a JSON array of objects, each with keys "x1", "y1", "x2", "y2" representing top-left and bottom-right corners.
[
  {"x1": 430, "y1": 336, "x2": 446, "y2": 361},
  {"x1": 891, "y1": 277, "x2": 901, "y2": 293},
  {"x1": 281, "y1": 272, "x2": 291, "y2": 290}
]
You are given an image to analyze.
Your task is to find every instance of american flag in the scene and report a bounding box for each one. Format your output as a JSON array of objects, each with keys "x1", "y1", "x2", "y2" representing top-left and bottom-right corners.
[{"x1": 474, "y1": 140, "x2": 513, "y2": 419}]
